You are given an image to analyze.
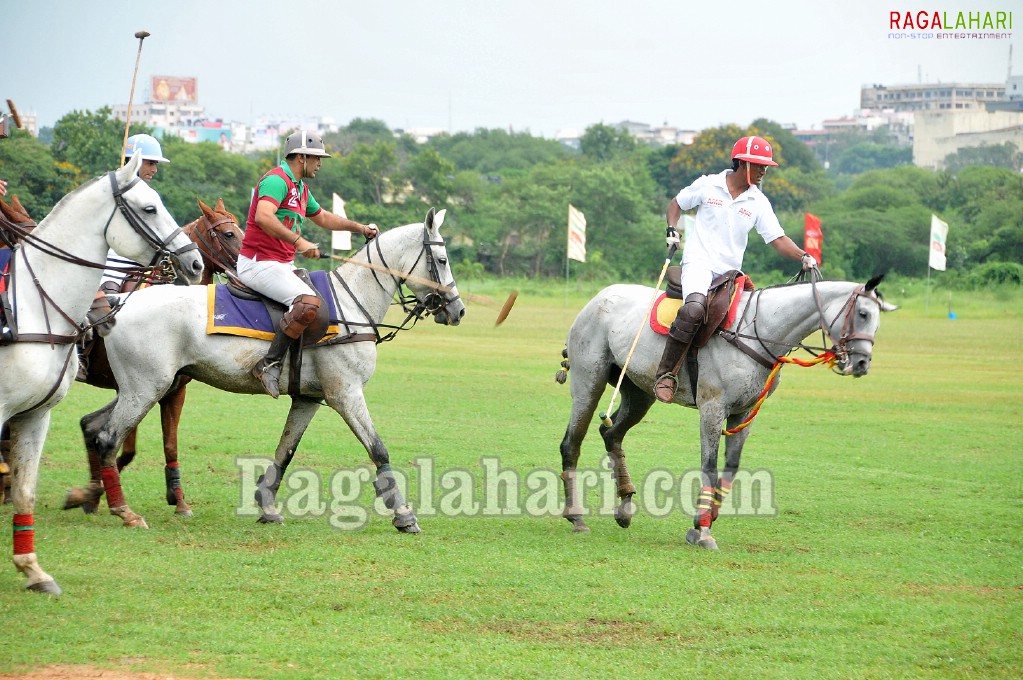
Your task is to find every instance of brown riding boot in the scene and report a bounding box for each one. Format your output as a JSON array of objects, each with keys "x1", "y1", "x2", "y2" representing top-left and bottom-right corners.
[
  {"x1": 654, "y1": 336, "x2": 688, "y2": 403},
  {"x1": 653, "y1": 292, "x2": 707, "y2": 403},
  {"x1": 251, "y1": 294, "x2": 321, "y2": 399},
  {"x1": 251, "y1": 329, "x2": 292, "y2": 399}
]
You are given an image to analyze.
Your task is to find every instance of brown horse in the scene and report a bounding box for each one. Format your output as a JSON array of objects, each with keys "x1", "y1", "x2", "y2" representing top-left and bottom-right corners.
[
  {"x1": 62, "y1": 198, "x2": 243, "y2": 518},
  {"x1": 0, "y1": 194, "x2": 37, "y2": 503}
]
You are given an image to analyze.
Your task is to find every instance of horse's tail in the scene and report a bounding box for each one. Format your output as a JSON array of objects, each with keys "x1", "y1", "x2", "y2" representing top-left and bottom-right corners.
[{"x1": 554, "y1": 347, "x2": 569, "y2": 384}]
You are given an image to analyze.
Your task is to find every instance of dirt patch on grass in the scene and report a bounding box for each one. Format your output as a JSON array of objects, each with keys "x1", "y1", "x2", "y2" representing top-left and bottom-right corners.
[{"x1": 0, "y1": 665, "x2": 253, "y2": 680}]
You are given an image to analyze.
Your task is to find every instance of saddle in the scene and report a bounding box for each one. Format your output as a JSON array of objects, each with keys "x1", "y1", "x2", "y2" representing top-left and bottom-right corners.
[
  {"x1": 225, "y1": 269, "x2": 331, "y2": 347},
  {"x1": 225, "y1": 270, "x2": 334, "y2": 399},
  {"x1": 660, "y1": 267, "x2": 753, "y2": 348}
]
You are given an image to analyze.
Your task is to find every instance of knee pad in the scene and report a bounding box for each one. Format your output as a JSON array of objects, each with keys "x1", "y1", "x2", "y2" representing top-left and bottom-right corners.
[
  {"x1": 668, "y1": 294, "x2": 707, "y2": 344},
  {"x1": 281, "y1": 294, "x2": 321, "y2": 339}
]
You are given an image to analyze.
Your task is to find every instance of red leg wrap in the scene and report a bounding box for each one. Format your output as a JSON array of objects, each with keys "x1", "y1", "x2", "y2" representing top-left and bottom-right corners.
[
  {"x1": 166, "y1": 461, "x2": 179, "y2": 469},
  {"x1": 13, "y1": 514, "x2": 34, "y2": 555},
  {"x1": 101, "y1": 466, "x2": 125, "y2": 508},
  {"x1": 710, "y1": 479, "x2": 733, "y2": 523},
  {"x1": 696, "y1": 486, "x2": 714, "y2": 528}
]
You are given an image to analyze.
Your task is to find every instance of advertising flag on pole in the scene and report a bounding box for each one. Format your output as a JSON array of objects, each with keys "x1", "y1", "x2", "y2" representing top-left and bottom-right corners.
[
  {"x1": 567, "y1": 204, "x2": 586, "y2": 263},
  {"x1": 331, "y1": 193, "x2": 352, "y2": 251},
  {"x1": 929, "y1": 214, "x2": 948, "y2": 271},
  {"x1": 804, "y1": 213, "x2": 823, "y2": 266}
]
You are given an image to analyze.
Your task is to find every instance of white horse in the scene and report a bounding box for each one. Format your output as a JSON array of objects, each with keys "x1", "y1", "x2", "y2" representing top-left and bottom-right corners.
[
  {"x1": 0, "y1": 153, "x2": 204, "y2": 594},
  {"x1": 557, "y1": 274, "x2": 896, "y2": 549},
  {"x1": 78, "y1": 208, "x2": 465, "y2": 533}
]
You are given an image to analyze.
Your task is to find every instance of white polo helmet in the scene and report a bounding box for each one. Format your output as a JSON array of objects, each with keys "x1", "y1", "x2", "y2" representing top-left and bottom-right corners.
[
  {"x1": 284, "y1": 130, "x2": 331, "y2": 158},
  {"x1": 124, "y1": 133, "x2": 170, "y2": 163}
]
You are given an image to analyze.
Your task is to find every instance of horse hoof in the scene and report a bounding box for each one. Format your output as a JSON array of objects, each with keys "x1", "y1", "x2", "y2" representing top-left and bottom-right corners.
[
  {"x1": 257, "y1": 513, "x2": 284, "y2": 524},
  {"x1": 564, "y1": 515, "x2": 590, "y2": 533},
  {"x1": 27, "y1": 580, "x2": 62, "y2": 596},
  {"x1": 395, "y1": 521, "x2": 421, "y2": 534},
  {"x1": 685, "y1": 528, "x2": 719, "y2": 550},
  {"x1": 123, "y1": 515, "x2": 149, "y2": 529},
  {"x1": 614, "y1": 495, "x2": 636, "y2": 529},
  {"x1": 80, "y1": 501, "x2": 98, "y2": 515},
  {"x1": 393, "y1": 510, "x2": 421, "y2": 533},
  {"x1": 175, "y1": 508, "x2": 194, "y2": 518},
  {"x1": 63, "y1": 486, "x2": 100, "y2": 511}
]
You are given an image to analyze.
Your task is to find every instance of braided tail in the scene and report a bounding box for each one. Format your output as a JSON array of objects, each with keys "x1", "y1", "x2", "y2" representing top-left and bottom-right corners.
[{"x1": 554, "y1": 347, "x2": 569, "y2": 384}]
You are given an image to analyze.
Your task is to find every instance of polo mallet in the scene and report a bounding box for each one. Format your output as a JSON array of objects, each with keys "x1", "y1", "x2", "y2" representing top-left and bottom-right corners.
[
  {"x1": 599, "y1": 242, "x2": 677, "y2": 427},
  {"x1": 494, "y1": 291, "x2": 518, "y2": 327},
  {"x1": 6, "y1": 100, "x2": 21, "y2": 128},
  {"x1": 120, "y1": 30, "x2": 151, "y2": 167},
  {"x1": 1, "y1": 100, "x2": 21, "y2": 138}
]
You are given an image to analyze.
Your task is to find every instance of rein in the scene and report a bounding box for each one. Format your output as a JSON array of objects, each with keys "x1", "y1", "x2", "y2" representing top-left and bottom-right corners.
[
  {"x1": 718, "y1": 275, "x2": 885, "y2": 436},
  {"x1": 327, "y1": 226, "x2": 460, "y2": 344}
]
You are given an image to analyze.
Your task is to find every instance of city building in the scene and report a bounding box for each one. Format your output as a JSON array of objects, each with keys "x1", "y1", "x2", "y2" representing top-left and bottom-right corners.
[{"x1": 861, "y1": 82, "x2": 1004, "y2": 113}]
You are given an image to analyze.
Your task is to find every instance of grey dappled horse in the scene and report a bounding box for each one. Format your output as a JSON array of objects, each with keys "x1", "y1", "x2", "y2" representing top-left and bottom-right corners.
[
  {"x1": 558, "y1": 274, "x2": 896, "y2": 549},
  {"x1": 0, "y1": 154, "x2": 203, "y2": 594},
  {"x1": 78, "y1": 208, "x2": 464, "y2": 534}
]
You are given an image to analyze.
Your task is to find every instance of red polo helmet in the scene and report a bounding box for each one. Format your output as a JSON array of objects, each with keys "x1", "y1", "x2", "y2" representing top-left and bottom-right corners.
[{"x1": 732, "y1": 136, "x2": 778, "y2": 166}]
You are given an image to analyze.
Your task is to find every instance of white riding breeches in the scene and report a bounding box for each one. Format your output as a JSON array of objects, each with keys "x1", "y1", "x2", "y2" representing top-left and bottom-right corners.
[
  {"x1": 236, "y1": 255, "x2": 315, "y2": 306},
  {"x1": 679, "y1": 263, "x2": 717, "y2": 300}
]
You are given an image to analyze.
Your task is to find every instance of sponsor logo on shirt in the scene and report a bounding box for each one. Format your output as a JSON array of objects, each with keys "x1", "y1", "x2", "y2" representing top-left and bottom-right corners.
[
  {"x1": 706, "y1": 198, "x2": 724, "y2": 207},
  {"x1": 738, "y1": 208, "x2": 753, "y2": 218}
]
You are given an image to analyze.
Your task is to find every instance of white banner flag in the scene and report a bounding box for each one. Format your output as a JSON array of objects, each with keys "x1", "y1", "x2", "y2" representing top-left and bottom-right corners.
[
  {"x1": 929, "y1": 214, "x2": 948, "y2": 271},
  {"x1": 331, "y1": 193, "x2": 352, "y2": 251},
  {"x1": 567, "y1": 204, "x2": 586, "y2": 263}
]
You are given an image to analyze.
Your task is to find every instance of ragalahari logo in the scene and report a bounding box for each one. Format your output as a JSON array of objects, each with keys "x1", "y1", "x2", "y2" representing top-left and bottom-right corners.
[{"x1": 888, "y1": 9, "x2": 1013, "y2": 40}]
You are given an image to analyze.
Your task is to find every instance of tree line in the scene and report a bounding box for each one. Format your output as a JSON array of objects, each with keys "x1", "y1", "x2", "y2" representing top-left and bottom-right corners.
[{"x1": 1, "y1": 108, "x2": 1020, "y2": 286}]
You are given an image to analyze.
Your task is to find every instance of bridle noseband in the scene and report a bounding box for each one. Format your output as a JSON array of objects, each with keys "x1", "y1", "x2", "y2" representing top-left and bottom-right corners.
[
  {"x1": 106, "y1": 171, "x2": 198, "y2": 269},
  {"x1": 182, "y1": 213, "x2": 239, "y2": 277}
]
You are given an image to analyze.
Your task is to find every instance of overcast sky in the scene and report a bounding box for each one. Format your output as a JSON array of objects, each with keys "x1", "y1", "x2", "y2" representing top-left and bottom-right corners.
[{"x1": 6, "y1": 0, "x2": 1021, "y2": 136}]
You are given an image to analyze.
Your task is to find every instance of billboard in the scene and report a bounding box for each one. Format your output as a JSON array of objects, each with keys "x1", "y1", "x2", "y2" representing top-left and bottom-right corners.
[{"x1": 151, "y1": 76, "x2": 197, "y2": 103}]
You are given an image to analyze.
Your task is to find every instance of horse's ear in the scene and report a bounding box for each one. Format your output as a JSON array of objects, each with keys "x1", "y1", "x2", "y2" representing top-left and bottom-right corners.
[
  {"x1": 424, "y1": 207, "x2": 436, "y2": 229},
  {"x1": 118, "y1": 151, "x2": 143, "y2": 183},
  {"x1": 865, "y1": 273, "x2": 898, "y2": 311},
  {"x1": 214, "y1": 198, "x2": 226, "y2": 212},
  {"x1": 11, "y1": 195, "x2": 28, "y2": 219},
  {"x1": 196, "y1": 198, "x2": 213, "y2": 216},
  {"x1": 432, "y1": 208, "x2": 446, "y2": 230},
  {"x1": 865, "y1": 273, "x2": 886, "y2": 292}
]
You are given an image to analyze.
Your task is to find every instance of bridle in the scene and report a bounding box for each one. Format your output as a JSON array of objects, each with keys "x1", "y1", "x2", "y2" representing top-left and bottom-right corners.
[
  {"x1": 329, "y1": 225, "x2": 461, "y2": 343},
  {"x1": 809, "y1": 278, "x2": 881, "y2": 373},
  {"x1": 181, "y1": 212, "x2": 240, "y2": 278},
  {"x1": 724, "y1": 276, "x2": 882, "y2": 373},
  {"x1": 104, "y1": 171, "x2": 198, "y2": 269},
  {"x1": 0, "y1": 171, "x2": 199, "y2": 345}
]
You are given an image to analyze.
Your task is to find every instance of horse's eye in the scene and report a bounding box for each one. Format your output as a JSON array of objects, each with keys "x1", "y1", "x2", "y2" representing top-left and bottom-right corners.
[
  {"x1": 438, "y1": 257, "x2": 447, "y2": 266},
  {"x1": 144, "y1": 206, "x2": 157, "y2": 215},
  {"x1": 859, "y1": 309, "x2": 869, "y2": 319},
  {"x1": 224, "y1": 232, "x2": 236, "y2": 239}
]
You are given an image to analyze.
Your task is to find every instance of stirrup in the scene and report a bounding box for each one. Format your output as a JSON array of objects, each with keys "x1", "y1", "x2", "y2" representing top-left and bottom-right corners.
[
  {"x1": 654, "y1": 373, "x2": 677, "y2": 403},
  {"x1": 75, "y1": 356, "x2": 89, "y2": 383},
  {"x1": 252, "y1": 359, "x2": 283, "y2": 399}
]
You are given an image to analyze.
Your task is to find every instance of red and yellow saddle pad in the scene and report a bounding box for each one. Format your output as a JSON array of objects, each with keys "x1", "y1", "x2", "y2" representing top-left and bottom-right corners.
[
  {"x1": 206, "y1": 270, "x2": 340, "y2": 342},
  {"x1": 650, "y1": 274, "x2": 753, "y2": 336}
]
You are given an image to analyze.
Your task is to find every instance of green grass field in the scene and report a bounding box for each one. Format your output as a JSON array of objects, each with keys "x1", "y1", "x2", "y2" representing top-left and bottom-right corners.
[{"x1": 1, "y1": 280, "x2": 1021, "y2": 679}]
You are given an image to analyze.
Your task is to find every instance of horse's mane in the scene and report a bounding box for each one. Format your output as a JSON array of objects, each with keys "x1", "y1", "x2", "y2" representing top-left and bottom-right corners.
[{"x1": 36, "y1": 175, "x2": 103, "y2": 230}]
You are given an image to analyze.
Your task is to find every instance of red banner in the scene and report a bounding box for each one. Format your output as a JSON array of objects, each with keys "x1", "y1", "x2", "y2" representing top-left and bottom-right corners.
[{"x1": 804, "y1": 213, "x2": 823, "y2": 266}]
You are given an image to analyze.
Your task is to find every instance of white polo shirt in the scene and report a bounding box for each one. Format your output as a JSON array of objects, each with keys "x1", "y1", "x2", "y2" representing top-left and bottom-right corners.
[{"x1": 676, "y1": 169, "x2": 784, "y2": 274}]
